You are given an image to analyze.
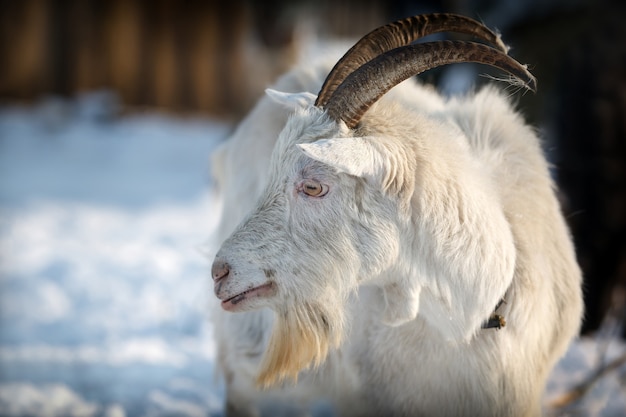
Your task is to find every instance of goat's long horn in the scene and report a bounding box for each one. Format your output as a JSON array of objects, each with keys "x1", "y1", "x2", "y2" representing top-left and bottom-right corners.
[
  {"x1": 324, "y1": 40, "x2": 537, "y2": 129},
  {"x1": 315, "y1": 13, "x2": 508, "y2": 108}
]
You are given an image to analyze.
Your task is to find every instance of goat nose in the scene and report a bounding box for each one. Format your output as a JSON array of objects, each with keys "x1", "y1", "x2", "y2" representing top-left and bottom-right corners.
[{"x1": 212, "y1": 260, "x2": 230, "y2": 282}]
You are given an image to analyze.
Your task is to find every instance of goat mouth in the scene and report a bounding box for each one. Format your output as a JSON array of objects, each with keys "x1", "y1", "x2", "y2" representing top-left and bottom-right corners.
[{"x1": 221, "y1": 282, "x2": 275, "y2": 312}]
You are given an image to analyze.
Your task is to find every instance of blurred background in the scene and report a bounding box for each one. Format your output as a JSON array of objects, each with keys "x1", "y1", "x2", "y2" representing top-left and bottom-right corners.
[{"x1": 0, "y1": 0, "x2": 625, "y2": 416}]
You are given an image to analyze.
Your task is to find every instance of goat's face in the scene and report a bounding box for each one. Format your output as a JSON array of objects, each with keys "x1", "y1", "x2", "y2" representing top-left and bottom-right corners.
[
  {"x1": 212, "y1": 91, "x2": 410, "y2": 386},
  {"x1": 214, "y1": 97, "x2": 403, "y2": 311}
]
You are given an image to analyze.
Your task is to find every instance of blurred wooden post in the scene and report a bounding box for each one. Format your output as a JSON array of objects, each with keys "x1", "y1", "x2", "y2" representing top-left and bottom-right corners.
[
  {"x1": 0, "y1": 0, "x2": 50, "y2": 100},
  {"x1": 102, "y1": 0, "x2": 144, "y2": 106},
  {"x1": 0, "y1": 0, "x2": 383, "y2": 118}
]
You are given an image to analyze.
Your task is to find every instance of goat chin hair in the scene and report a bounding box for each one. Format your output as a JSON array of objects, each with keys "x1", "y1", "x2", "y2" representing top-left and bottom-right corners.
[{"x1": 256, "y1": 300, "x2": 344, "y2": 388}]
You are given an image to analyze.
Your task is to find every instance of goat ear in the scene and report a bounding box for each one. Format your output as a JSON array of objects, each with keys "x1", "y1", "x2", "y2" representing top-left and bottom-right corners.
[
  {"x1": 265, "y1": 89, "x2": 316, "y2": 110},
  {"x1": 298, "y1": 137, "x2": 384, "y2": 181},
  {"x1": 412, "y1": 179, "x2": 516, "y2": 343}
]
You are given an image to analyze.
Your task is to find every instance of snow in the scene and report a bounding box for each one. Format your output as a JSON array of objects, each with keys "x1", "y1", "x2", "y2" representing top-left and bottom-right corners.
[
  {"x1": 0, "y1": 92, "x2": 227, "y2": 417},
  {"x1": 0, "y1": 92, "x2": 624, "y2": 416}
]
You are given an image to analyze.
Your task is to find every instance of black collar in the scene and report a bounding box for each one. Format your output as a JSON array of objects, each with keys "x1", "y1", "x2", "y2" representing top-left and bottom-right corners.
[{"x1": 481, "y1": 298, "x2": 507, "y2": 330}]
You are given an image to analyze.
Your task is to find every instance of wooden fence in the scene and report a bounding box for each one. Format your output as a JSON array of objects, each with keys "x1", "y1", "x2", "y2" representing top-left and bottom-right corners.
[{"x1": 0, "y1": 0, "x2": 386, "y2": 118}]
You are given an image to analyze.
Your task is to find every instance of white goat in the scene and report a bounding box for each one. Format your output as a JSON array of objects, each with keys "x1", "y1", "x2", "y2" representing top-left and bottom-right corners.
[{"x1": 209, "y1": 13, "x2": 583, "y2": 417}]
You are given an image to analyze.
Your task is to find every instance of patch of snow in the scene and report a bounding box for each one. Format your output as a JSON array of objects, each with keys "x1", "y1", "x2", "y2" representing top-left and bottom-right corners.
[{"x1": 0, "y1": 383, "x2": 100, "y2": 417}]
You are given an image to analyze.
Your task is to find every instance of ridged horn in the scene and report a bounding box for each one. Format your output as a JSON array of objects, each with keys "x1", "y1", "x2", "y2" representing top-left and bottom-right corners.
[
  {"x1": 324, "y1": 40, "x2": 537, "y2": 129},
  {"x1": 315, "y1": 13, "x2": 508, "y2": 108}
]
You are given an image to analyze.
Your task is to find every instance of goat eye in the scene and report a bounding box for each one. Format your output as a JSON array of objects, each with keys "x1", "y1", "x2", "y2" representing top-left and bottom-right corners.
[{"x1": 302, "y1": 180, "x2": 328, "y2": 197}]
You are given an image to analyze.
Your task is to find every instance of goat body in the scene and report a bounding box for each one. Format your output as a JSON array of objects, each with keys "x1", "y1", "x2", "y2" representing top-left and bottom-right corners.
[{"x1": 209, "y1": 14, "x2": 583, "y2": 417}]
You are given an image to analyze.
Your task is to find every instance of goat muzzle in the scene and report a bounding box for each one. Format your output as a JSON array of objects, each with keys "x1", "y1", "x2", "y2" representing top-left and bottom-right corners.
[{"x1": 212, "y1": 259, "x2": 230, "y2": 282}]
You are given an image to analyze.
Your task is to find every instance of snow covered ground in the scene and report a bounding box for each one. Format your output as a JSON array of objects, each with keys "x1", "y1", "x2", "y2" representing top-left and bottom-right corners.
[
  {"x1": 0, "y1": 93, "x2": 227, "y2": 417},
  {"x1": 0, "y1": 92, "x2": 624, "y2": 417}
]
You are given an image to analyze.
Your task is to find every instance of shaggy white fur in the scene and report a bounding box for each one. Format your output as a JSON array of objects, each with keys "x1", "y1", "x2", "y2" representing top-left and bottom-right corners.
[{"x1": 209, "y1": 42, "x2": 583, "y2": 417}]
